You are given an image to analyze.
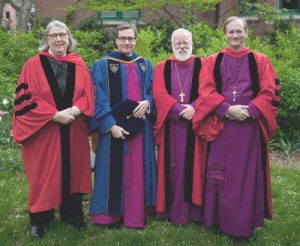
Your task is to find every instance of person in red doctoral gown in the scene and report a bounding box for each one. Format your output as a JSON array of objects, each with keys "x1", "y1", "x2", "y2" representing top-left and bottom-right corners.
[
  {"x1": 12, "y1": 20, "x2": 94, "y2": 238},
  {"x1": 193, "y1": 16, "x2": 280, "y2": 238}
]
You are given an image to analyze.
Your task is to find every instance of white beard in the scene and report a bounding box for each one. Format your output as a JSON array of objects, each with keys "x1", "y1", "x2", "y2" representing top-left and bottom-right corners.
[{"x1": 173, "y1": 48, "x2": 192, "y2": 62}]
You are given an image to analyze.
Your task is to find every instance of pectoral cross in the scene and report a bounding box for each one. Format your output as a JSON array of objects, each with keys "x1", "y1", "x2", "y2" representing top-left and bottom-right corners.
[
  {"x1": 230, "y1": 87, "x2": 239, "y2": 102},
  {"x1": 179, "y1": 91, "x2": 185, "y2": 102}
]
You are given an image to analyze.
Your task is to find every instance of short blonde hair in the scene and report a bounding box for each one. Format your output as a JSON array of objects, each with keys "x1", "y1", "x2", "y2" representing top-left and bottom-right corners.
[
  {"x1": 115, "y1": 22, "x2": 138, "y2": 39},
  {"x1": 39, "y1": 20, "x2": 77, "y2": 52},
  {"x1": 223, "y1": 16, "x2": 248, "y2": 34}
]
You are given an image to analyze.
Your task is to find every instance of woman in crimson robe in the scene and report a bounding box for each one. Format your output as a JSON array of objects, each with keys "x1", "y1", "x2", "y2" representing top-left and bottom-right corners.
[
  {"x1": 12, "y1": 20, "x2": 94, "y2": 238},
  {"x1": 193, "y1": 16, "x2": 280, "y2": 238}
]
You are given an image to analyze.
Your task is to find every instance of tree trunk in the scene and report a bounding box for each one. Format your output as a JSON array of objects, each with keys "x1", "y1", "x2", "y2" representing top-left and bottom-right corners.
[{"x1": 11, "y1": 0, "x2": 34, "y2": 32}]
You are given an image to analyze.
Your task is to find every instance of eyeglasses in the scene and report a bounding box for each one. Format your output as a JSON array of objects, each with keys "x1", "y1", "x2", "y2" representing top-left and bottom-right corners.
[
  {"x1": 48, "y1": 33, "x2": 68, "y2": 39},
  {"x1": 226, "y1": 30, "x2": 245, "y2": 35},
  {"x1": 118, "y1": 36, "x2": 136, "y2": 42},
  {"x1": 173, "y1": 41, "x2": 190, "y2": 48}
]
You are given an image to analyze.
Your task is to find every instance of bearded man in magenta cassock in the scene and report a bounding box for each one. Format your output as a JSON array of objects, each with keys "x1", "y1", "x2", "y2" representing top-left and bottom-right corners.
[{"x1": 153, "y1": 28, "x2": 206, "y2": 225}]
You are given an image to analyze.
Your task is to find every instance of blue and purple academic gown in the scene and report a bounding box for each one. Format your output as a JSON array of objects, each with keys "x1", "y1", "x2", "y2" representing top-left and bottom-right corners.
[{"x1": 88, "y1": 52, "x2": 157, "y2": 228}]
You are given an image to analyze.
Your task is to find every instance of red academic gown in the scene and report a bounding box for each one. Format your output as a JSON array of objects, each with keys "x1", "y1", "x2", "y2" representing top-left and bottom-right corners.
[
  {"x1": 12, "y1": 51, "x2": 94, "y2": 213},
  {"x1": 193, "y1": 47, "x2": 280, "y2": 218},
  {"x1": 153, "y1": 56, "x2": 207, "y2": 213}
]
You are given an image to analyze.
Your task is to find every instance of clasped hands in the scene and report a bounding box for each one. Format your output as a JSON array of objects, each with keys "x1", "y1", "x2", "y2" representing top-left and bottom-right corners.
[
  {"x1": 52, "y1": 106, "x2": 81, "y2": 125},
  {"x1": 179, "y1": 104, "x2": 195, "y2": 121},
  {"x1": 226, "y1": 105, "x2": 250, "y2": 122},
  {"x1": 109, "y1": 100, "x2": 150, "y2": 140}
]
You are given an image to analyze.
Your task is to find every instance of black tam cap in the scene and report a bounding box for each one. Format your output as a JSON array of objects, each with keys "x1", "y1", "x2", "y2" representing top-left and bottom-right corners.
[{"x1": 112, "y1": 99, "x2": 144, "y2": 137}]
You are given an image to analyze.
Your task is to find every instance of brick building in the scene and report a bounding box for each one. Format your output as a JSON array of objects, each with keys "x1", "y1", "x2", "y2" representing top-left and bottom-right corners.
[
  {"x1": 3, "y1": 0, "x2": 300, "y2": 35},
  {"x1": 2, "y1": 4, "x2": 17, "y2": 30}
]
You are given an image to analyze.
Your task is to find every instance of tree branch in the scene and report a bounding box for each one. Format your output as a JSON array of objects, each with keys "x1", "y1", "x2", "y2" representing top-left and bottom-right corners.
[
  {"x1": 163, "y1": 4, "x2": 183, "y2": 27},
  {"x1": 10, "y1": 0, "x2": 21, "y2": 11}
]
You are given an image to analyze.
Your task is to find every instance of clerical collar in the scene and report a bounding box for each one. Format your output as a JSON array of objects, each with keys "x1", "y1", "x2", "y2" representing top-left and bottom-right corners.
[
  {"x1": 222, "y1": 47, "x2": 251, "y2": 58},
  {"x1": 48, "y1": 49, "x2": 66, "y2": 57},
  {"x1": 169, "y1": 55, "x2": 196, "y2": 65}
]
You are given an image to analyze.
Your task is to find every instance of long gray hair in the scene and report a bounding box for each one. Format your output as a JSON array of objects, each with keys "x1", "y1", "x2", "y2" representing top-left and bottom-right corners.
[{"x1": 39, "y1": 20, "x2": 77, "y2": 52}]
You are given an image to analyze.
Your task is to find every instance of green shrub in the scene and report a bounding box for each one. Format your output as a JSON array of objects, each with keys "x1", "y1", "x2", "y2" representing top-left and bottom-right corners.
[
  {"x1": 77, "y1": 16, "x2": 102, "y2": 31},
  {"x1": 190, "y1": 22, "x2": 225, "y2": 56},
  {"x1": 142, "y1": 19, "x2": 177, "y2": 54},
  {"x1": 0, "y1": 30, "x2": 39, "y2": 118},
  {"x1": 0, "y1": 22, "x2": 299, "y2": 154},
  {"x1": 73, "y1": 30, "x2": 113, "y2": 68},
  {"x1": 267, "y1": 28, "x2": 300, "y2": 140}
]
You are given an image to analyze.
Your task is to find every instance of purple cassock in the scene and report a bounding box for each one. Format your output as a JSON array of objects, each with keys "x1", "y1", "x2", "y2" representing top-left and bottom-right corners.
[
  {"x1": 203, "y1": 54, "x2": 265, "y2": 237},
  {"x1": 157, "y1": 60, "x2": 202, "y2": 225}
]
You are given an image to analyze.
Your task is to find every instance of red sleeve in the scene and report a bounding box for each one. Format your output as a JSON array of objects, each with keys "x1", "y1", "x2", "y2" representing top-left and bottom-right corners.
[
  {"x1": 152, "y1": 60, "x2": 177, "y2": 144},
  {"x1": 192, "y1": 54, "x2": 225, "y2": 141},
  {"x1": 12, "y1": 58, "x2": 58, "y2": 144},
  {"x1": 251, "y1": 52, "x2": 280, "y2": 141},
  {"x1": 73, "y1": 65, "x2": 94, "y2": 117}
]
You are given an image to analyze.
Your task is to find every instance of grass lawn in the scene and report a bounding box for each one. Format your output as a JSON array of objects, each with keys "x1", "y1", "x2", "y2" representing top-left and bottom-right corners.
[{"x1": 0, "y1": 148, "x2": 299, "y2": 246}]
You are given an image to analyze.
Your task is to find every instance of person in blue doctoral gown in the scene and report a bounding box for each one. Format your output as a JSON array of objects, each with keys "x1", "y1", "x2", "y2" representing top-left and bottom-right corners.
[{"x1": 88, "y1": 22, "x2": 157, "y2": 229}]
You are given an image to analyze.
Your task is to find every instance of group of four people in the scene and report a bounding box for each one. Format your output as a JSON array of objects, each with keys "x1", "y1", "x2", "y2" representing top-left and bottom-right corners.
[{"x1": 12, "y1": 16, "x2": 280, "y2": 239}]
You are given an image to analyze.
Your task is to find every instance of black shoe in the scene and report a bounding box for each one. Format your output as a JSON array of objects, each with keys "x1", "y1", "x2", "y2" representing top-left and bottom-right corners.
[
  {"x1": 30, "y1": 225, "x2": 45, "y2": 238},
  {"x1": 73, "y1": 220, "x2": 87, "y2": 231},
  {"x1": 106, "y1": 220, "x2": 123, "y2": 230}
]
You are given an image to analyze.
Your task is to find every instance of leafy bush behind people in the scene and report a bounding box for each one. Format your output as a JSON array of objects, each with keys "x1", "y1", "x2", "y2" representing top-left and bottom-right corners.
[{"x1": 0, "y1": 22, "x2": 299, "y2": 153}]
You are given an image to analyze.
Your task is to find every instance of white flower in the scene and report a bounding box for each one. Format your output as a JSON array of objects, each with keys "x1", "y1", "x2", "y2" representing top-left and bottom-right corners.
[{"x1": 3, "y1": 99, "x2": 9, "y2": 105}]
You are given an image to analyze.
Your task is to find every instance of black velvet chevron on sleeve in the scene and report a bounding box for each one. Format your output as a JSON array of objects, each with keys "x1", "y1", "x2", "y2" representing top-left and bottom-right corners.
[
  {"x1": 14, "y1": 82, "x2": 36, "y2": 117},
  {"x1": 14, "y1": 94, "x2": 32, "y2": 105},
  {"x1": 15, "y1": 103, "x2": 37, "y2": 116}
]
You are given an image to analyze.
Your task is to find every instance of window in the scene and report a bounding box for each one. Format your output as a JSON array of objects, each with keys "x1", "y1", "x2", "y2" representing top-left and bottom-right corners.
[
  {"x1": 5, "y1": 11, "x2": 10, "y2": 19},
  {"x1": 96, "y1": 10, "x2": 141, "y2": 21},
  {"x1": 279, "y1": 0, "x2": 300, "y2": 14}
]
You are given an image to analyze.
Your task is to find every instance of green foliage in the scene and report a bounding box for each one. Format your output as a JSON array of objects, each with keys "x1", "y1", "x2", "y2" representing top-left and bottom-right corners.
[
  {"x1": 0, "y1": 112, "x2": 13, "y2": 150},
  {"x1": 269, "y1": 135, "x2": 300, "y2": 158},
  {"x1": 135, "y1": 26, "x2": 174, "y2": 64},
  {"x1": 135, "y1": 27, "x2": 157, "y2": 59},
  {"x1": 266, "y1": 28, "x2": 300, "y2": 140},
  {"x1": 77, "y1": 16, "x2": 104, "y2": 31},
  {"x1": 0, "y1": 18, "x2": 300, "y2": 155},
  {"x1": 0, "y1": 31, "x2": 39, "y2": 73},
  {"x1": 65, "y1": 0, "x2": 81, "y2": 25},
  {"x1": 73, "y1": 30, "x2": 115, "y2": 68},
  {"x1": 142, "y1": 19, "x2": 177, "y2": 54},
  {"x1": 73, "y1": 0, "x2": 221, "y2": 27},
  {"x1": 74, "y1": 20, "x2": 116, "y2": 67},
  {"x1": 189, "y1": 22, "x2": 225, "y2": 57},
  {"x1": 0, "y1": 30, "x2": 40, "y2": 149},
  {"x1": 77, "y1": 0, "x2": 221, "y2": 12},
  {"x1": 31, "y1": 14, "x2": 52, "y2": 33},
  {"x1": 239, "y1": 0, "x2": 296, "y2": 33}
]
